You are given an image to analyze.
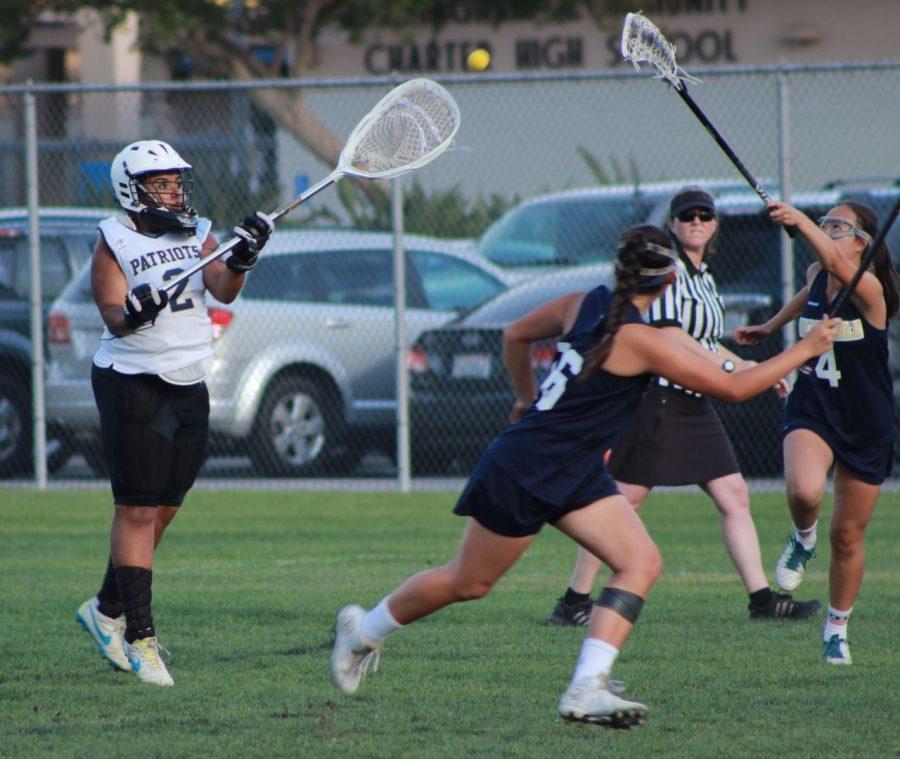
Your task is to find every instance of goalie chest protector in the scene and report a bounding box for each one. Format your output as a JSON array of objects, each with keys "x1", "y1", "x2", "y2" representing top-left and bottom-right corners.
[{"x1": 93, "y1": 215, "x2": 215, "y2": 376}]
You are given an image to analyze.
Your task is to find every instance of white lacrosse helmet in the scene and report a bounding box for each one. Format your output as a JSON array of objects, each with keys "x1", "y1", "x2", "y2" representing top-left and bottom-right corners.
[{"x1": 110, "y1": 140, "x2": 198, "y2": 233}]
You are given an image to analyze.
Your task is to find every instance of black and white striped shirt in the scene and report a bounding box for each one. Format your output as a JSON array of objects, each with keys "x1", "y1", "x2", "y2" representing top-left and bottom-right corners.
[{"x1": 648, "y1": 250, "x2": 724, "y2": 397}]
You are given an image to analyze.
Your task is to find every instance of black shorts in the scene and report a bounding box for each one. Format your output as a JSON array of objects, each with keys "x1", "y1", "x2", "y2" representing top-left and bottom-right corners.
[
  {"x1": 92, "y1": 364, "x2": 209, "y2": 507},
  {"x1": 609, "y1": 384, "x2": 740, "y2": 487},
  {"x1": 780, "y1": 416, "x2": 893, "y2": 486},
  {"x1": 453, "y1": 454, "x2": 620, "y2": 538}
]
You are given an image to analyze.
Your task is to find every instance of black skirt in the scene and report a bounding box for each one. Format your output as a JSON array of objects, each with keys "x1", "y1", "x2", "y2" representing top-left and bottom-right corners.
[{"x1": 608, "y1": 384, "x2": 740, "y2": 487}]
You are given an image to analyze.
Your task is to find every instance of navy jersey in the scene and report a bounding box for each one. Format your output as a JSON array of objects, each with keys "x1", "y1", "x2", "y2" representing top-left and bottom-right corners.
[
  {"x1": 783, "y1": 270, "x2": 895, "y2": 447},
  {"x1": 488, "y1": 286, "x2": 652, "y2": 506}
]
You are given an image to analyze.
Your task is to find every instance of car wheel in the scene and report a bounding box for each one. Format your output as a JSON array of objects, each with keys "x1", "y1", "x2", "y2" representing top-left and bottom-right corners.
[
  {"x1": 0, "y1": 379, "x2": 30, "y2": 477},
  {"x1": 249, "y1": 375, "x2": 353, "y2": 476},
  {"x1": 46, "y1": 436, "x2": 73, "y2": 474}
]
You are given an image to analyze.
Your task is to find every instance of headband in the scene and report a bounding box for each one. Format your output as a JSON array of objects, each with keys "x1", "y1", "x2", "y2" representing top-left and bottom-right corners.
[{"x1": 615, "y1": 242, "x2": 678, "y2": 277}]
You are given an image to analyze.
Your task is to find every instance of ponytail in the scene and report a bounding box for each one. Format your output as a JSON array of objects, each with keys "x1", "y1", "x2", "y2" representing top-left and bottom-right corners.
[
  {"x1": 580, "y1": 225, "x2": 674, "y2": 379},
  {"x1": 843, "y1": 201, "x2": 899, "y2": 320},
  {"x1": 581, "y1": 245, "x2": 642, "y2": 378}
]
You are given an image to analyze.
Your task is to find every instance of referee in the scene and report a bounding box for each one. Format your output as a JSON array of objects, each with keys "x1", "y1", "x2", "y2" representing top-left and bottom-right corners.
[{"x1": 548, "y1": 186, "x2": 821, "y2": 625}]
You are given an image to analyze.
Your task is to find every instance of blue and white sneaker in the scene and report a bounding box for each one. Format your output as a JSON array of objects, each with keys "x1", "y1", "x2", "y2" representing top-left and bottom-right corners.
[
  {"x1": 124, "y1": 636, "x2": 174, "y2": 685},
  {"x1": 823, "y1": 634, "x2": 852, "y2": 665},
  {"x1": 775, "y1": 535, "x2": 816, "y2": 591},
  {"x1": 76, "y1": 596, "x2": 130, "y2": 672}
]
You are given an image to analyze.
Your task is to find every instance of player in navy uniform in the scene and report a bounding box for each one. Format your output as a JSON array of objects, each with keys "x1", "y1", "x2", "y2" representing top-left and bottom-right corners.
[
  {"x1": 549, "y1": 187, "x2": 816, "y2": 627},
  {"x1": 75, "y1": 140, "x2": 274, "y2": 685},
  {"x1": 330, "y1": 225, "x2": 839, "y2": 727},
  {"x1": 735, "y1": 200, "x2": 897, "y2": 665}
]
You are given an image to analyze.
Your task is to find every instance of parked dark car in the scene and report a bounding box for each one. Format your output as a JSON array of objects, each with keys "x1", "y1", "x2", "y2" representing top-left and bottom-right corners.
[
  {"x1": 0, "y1": 208, "x2": 103, "y2": 476},
  {"x1": 408, "y1": 264, "x2": 616, "y2": 474}
]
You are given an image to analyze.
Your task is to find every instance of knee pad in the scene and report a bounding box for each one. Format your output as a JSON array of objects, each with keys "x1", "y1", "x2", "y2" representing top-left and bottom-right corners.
[{"x1": 594, "y1": 586, "x2": 645, "y2": 624}]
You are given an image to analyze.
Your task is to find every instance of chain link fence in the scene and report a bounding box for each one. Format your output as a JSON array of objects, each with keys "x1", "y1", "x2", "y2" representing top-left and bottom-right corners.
[{"x1": 1, "y1": 63, "x2": 898, "y2": 488}]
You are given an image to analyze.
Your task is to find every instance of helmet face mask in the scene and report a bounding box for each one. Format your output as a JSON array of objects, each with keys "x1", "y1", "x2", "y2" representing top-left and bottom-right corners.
[{"x1": 110, "y1": 140, "x2": 199, "y2": 234}]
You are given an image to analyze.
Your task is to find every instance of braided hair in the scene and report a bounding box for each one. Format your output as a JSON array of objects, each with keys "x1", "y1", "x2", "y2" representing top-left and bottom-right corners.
[{"x1": 581, "y1": 225, "x2": 675, "y2": 379}]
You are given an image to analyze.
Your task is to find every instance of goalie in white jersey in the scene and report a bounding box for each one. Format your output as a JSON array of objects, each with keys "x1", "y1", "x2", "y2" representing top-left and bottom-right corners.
[{"x1": 75, "y1": 139, "x2": 274, "y2": 685}]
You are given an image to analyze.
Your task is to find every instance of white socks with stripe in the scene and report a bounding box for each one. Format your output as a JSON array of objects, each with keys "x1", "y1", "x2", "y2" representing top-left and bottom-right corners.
[
  {"x1": 823, "y1": 605, "x2": 852, "y2": 642},
  {"x1": 360, "y1": 596, "x2": 403, "y2": 646},
  {"x1": 571, "y1": 638, "x2": 619, "y2": 684},
  {"x1": 794, "y1": 521, "x2": 817, "y2": 550}
]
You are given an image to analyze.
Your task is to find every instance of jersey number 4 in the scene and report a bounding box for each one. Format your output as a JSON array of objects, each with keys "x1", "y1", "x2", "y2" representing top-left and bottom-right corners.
[
  {"x1": 536, "y1": 342, "x2": 583, "y2": 411},
  {"x1": 814, "y1": 348, "x2": 841, "y2": 388}
]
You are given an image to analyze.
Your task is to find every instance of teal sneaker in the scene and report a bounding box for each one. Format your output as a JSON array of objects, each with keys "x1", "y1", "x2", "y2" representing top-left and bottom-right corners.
[
  {"x1": 775, "y1": 535, "x2": 816, "y2": 591},
  {"x1": 823, "y1": 634, "x2": 852, "y2": 665}
]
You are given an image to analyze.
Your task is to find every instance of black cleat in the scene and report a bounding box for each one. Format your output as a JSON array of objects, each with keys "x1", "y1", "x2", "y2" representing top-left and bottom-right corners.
[
  {"x1": 749, "y1": 592, "x2": 821, "y2": 620},
  {"x1": 548, "y1": 597, "x2": 593, "y2": 627}
]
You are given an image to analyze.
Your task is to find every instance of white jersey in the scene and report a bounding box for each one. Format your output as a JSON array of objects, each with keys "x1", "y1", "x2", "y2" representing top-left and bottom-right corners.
[{"x1": 93, "y1": 214, "x2": 215, "y2": 376}]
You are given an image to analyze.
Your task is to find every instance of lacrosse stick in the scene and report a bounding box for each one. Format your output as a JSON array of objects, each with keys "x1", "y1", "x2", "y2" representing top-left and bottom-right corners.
[
  {"x1": 621, "y1": 13, "x2": 794, "y2": 237},
  {"x1": 830, "y1": 194, "x2": 900, "y2": 317},
  {"x1": 164, "y1": 78, "x2": 461, "y2": 292}
]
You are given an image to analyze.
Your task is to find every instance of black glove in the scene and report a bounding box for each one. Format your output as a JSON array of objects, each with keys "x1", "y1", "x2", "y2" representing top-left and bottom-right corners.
[
  {"x1": 226, "y1": 211, "x2": 275, "y2": 273},
  {"x1": 124, "y1": 283, "x2": 169, "y2": 330}
]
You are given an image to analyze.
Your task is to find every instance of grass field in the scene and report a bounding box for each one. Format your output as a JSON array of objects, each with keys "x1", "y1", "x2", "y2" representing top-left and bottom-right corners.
[{"x1": 1, "y1": 487, "x2": 898, "y2": 757}]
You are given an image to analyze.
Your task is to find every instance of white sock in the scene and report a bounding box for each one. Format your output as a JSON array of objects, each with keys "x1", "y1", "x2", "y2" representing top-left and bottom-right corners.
[
  {"x1": 360, "y1": 597, "x2": 403, "y2": 646},
  {"x1": 794, "y1": 521, "x2": 817, "y2": 550},
  {"x1": 823, "y1": 605, "x2": 852, "y2": 642},
  {"x1": 571, "y1": 638, "x2": 619, "y2": 684}
]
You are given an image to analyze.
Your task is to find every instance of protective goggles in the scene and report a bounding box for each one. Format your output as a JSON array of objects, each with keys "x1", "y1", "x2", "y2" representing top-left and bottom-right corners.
[{"x1": 817, "y1": 215, "x2": 872, "y2": 245}]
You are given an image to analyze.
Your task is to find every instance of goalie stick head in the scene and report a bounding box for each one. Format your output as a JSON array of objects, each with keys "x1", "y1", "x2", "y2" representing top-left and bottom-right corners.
[
  {"x1": 621, "y1": 12, "x2": 701, "y2": 89},
  {"x1": 339, "y1": 78, "x2": 461, "y2": 180}
]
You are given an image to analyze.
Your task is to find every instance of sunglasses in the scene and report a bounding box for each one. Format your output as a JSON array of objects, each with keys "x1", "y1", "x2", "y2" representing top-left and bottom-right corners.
[{"x1": 676, "y1": 209, "x2": 716, "y2": 223}]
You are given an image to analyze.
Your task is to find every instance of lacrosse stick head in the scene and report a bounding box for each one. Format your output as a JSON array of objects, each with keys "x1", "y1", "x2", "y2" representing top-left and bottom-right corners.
[
  {"x1": 621, "y1": 12, "x2": 700, "y2": 88},
  {"x1": 339, "y1": 78, "x2": 461, "y2": 180}
]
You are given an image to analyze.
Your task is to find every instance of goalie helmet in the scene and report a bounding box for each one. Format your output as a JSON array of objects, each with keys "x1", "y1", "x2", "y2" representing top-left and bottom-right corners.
[{"x1": 110, "y1": 140, "x2": 198, "y2": 233}]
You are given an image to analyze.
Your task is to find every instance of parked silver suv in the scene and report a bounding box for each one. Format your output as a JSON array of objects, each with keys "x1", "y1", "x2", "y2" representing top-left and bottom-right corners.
[{"x1": 45, "y1": 229, "x2": 511, "y2": 476}]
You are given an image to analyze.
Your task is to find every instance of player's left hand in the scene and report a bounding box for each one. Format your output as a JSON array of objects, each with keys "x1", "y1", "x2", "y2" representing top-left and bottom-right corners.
[
  {"x1": 226, "y1": 211, "x2": 275, "y2": 273},
  {"x1": 773, "y1": 376, "x2": 790, "y2": 398}
]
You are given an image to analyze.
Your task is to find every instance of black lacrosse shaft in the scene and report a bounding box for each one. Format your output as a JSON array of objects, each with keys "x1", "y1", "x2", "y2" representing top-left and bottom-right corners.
[
  {"x1": 676, "y1": 85, "x2": 796, "y2": 238},
  {"x1": 830, "y1": 194, "x2": 900, "y2": 317}
]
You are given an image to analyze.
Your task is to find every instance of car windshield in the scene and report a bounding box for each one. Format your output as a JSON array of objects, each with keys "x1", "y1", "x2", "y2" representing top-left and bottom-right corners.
[
  {"x1": 479, "y1": 197, "x2": 652, "y2": 267},
  {"x1": 462, "y1": 266, "x2": 612, "y2": 325}
]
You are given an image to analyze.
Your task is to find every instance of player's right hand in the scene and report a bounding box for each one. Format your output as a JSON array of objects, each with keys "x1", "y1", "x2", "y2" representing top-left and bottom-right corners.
[
  {"x1": 732, "y1": 324, "x2": 770, "y2": 345},
  {"x1": 124, "y1": 283, "x2": 169, "y2": 330},
  {"x1": 227, "y1": 211, "x2": 275, "y2": 273},
  {"x1": 800, "y1": 315, "x2": 840, "y2": 357}
]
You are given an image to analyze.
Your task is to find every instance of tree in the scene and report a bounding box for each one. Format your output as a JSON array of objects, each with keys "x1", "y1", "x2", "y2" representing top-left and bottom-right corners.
[
  {"x1": 6, "y1": 2, "x2": 638, "y2": 228},
  {"x1": 5, "y1": 2, "x2": 636, "y2": 171}
]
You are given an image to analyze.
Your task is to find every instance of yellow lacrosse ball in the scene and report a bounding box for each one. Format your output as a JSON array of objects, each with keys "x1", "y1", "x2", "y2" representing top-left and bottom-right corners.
[{"x1": 466, "y1": 48, "x2": 491, "y2": 72}]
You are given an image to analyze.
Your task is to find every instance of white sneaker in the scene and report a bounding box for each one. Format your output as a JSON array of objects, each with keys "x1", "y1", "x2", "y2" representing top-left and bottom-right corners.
[
  {"x1": 558, "y1": 676, "x2": 647, "y2": 729},
  {"x1": 124, "y1": 637, "x2": 174, "y2": 686},
  {"x1": 775, "y1": 535, "x2": 816, "y2": 592},
  {"x1": 823, "y1": 635, "x2": 852, "y2": 665},
  {"x1": 76, "y1": 597, "x2": 130, "y2": 672},
  {"x1": 330, "y1": 605, "x2": 381, "y2": 695}
]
